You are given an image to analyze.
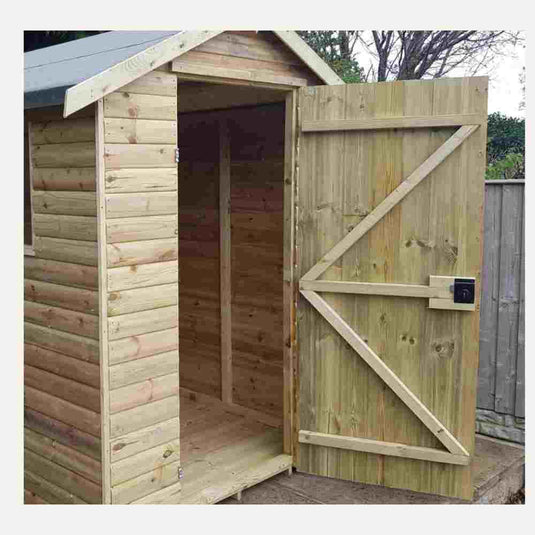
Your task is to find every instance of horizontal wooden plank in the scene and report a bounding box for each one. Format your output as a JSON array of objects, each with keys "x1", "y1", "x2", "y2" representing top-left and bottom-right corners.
[
  {"x1": 25, "y1": 365, "x2": 101, "y2": 413},
  {"x1": 178, "y1": 83, "x2": 285, "y2": 113},
  {"x1": 105, "y1": 167, "x2": 177, "y2": 193},
  {"x1": 31, "y1": 118, "x2": 95, "y2": 144},
  {"x1": 109, "y1": 373, "x2": 179, "y2": 413},
  {"x1": 24, "y1": 408, "x2": 101, "y2": 460},
  {"x1": 108, "y1": 327, "x2": 178, "y2": 364},
  {"x1": 109, "y1": 350, "x2": 178, "y2": 389},
  {"x1": 110, "y1": 417, "x2": 179, "y2": 462},
  {"x1": 112, "y1": 460, "x2": 180, "y2": 504},
  {"x1": 107, "y1": 238, "x2": 178, "y2": 267},
  {"x1": 201, "y1": 31, "x2": 304, "y2": 62},
  {"x1": 111, "y1": 439, "x2": 180, "y2": 486},
  {"x1": 301, "y1": 114, "x2": 484, "y2": 132},
  {"x1": 25, "y1": 386, "x2": 100, "y2": 437},
  {"x1": 107, "y1": 214, "x2": 178, "y2": 243},
  {"x1": 24, "y1": 257, "x2": 98, "y2": 290},
  {"x1": 108, "y1": 305, "x2": 178, "y2": 340},
  {"x1": 299, "y1": 431, "x2": 469, "y2": 465},
  {"x1": 24, "y1": 449, "x2": 101, "y2": 504},
  {"x1": 172, "y1": 59, "x2": 307, "y2": 87},
  {"x1": 32, "y1": 142, "x2": 95, "y2": 168},
  {"x1": 25, "y1": 428, "x2": 102, "y2": 483},
  {"x1": 428, "y1": 299, "x2": 476, "y2": 312},
  {"x1": 33, "y1": 214, "x2": 97, "y2": 242},
  {"x1": 120, "y1": 70, "x2": 177, "y2": 96},
  {"x1": 25, "y1": 279, "x2": 98, "y2": 315},
  {"x1": 108, "y1": 283, "x2": 178, "y2": 316},
  {"x1": 24, "y1": 470, "x2": 87, "y2": 504},
  {"x1": 33, "y1": 167, "x2": 96, "y2": 191},
  {"x1": 106, "y1": 192, "x2": 177, "y2": 218},
  {"x1": 485, "y1": 179, "x2": 525, "y2": 185},
  {"x1": 32, "y1": 191, "x2": 97, "y2": 216},
  {"x1": 104, "y1": 92, "x2": 177, "y2": 121},
  {"x1": 300, "y1": 280, "x2": 451, "y2": 299},
  {"x1": 131, "y1": 480, "x2": 182, "y2": 504},
  {"x1": 109, "y1": 396, "x2": 179, "y2": 438},
  {"x1": 34, "y1": 236, "x2": 98, "y2": 266},
  {"x1": 26, "y1": 104, "x2": 95, "y2": 122},
  {"x1": 104, "y1": 118, "x2": 177, "y2": 144},
  {"x1": 24, "y1": 301, "x2": 99, "y2": 339},
  {"x1": 107, "y1": 260, "x2": 178, "y2": 291},
  {"x1": 24, "y1": 343, "x2": 100, "y2": 388},
  {"x1": 24, "y1": 322, "x2": 99, "y2": 364},
  {"x1": 104, "y1": 143, "x2": 176, "y2": 169}
]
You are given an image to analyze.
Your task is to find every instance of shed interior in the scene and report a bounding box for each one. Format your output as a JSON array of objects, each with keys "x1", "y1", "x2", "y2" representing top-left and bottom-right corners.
[{"x1": 175, "y1": 81, "x2": 291, "y2": 501}]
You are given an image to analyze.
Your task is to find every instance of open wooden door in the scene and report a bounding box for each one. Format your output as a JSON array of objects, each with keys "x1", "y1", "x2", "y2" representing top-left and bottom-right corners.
[{"x1": 295, "y1": 77, "x2": 488, "y2": 500}]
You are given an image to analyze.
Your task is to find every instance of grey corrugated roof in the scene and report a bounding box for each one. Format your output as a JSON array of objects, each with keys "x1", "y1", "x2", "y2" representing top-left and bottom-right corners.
[{"x1": 24, "y1": 31, "x2": 181, "y2": 109}]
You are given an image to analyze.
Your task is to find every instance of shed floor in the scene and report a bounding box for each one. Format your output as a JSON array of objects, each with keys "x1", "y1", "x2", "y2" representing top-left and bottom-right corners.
[{"x1": 178, "y1": 390, "x2": 291, "y2": 504}]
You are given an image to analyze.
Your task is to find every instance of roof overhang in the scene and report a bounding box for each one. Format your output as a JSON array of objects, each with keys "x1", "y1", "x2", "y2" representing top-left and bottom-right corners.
[{"x1": 63, "y1": 30, "x2": 222, "y2": 117}]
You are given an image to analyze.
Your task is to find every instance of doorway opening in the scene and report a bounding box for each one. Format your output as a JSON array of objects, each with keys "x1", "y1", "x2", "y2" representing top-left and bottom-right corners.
[{"x1": 176, "y1": 80, "x2": 293, "y2": 502}]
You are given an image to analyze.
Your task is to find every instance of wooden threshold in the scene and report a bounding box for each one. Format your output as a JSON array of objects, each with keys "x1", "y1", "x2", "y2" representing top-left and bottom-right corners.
[{"x1": 139, "y1": 389, "x2": 290, "y2": 504}]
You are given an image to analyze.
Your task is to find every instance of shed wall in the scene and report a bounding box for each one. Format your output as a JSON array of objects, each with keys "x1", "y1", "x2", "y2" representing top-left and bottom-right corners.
[
  {"x1": 99, "y1": 70, "x2": 181, "y2": 504},
  {"x1": 24, "y1": 105, "x2": 103, "y2": 504}
]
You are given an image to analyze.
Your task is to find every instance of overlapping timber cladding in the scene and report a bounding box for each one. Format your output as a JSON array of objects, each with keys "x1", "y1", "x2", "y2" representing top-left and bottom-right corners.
[
  {"x1": 24, "y1": 105, "x2": 102, "y2": 504},
  {"x1": 24, "y1": 30, "x2": 488, "y2": 504}
]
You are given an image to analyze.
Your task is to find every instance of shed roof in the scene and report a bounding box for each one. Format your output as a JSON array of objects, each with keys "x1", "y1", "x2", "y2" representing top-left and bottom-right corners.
[
  {"x1": 25, "y1": 31, "x2": 180, "y2": 108},
  {"x1": 24, "y1": 31, "x2": 343, "y2": 115}
]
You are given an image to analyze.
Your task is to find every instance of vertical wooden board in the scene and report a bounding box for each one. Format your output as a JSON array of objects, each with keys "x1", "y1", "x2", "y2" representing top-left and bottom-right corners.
[
  {"x1": 515, "y1": 188, "x2": 525, "y2": 417},
  {"x1": 297, "y1": 84, "x2": 346, "y2": 477},
  {"x1": 477, "y1": 185, "x2": 502, "y2": 409},
  {"x1": 219, "y1": 118, "x2": 232, "y2": 404},
  {"x1": 494, "y1": 184, "x2": 523, "y2": 414},
  {"x1": 96, "y1": 98, "x2": 111, "y2": 503},
  {"x1": 283, "y1": 90, "x2": 297, "y2": 456}
]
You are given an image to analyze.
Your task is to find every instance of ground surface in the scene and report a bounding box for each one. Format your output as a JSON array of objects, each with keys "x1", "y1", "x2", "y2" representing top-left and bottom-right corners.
[{"x1": 221, "y1": 434, "x2": 525, "y2": 505}]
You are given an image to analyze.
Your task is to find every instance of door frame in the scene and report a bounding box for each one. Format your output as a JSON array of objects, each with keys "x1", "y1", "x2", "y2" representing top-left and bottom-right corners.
[{"x1": 176, "y1": 73, "x2": 300, "y2": 459}]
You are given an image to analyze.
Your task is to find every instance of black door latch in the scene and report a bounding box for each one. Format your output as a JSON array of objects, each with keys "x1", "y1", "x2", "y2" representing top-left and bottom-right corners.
[{"x1": 453, "y1": 278, "x2": 475, "y2": 304}]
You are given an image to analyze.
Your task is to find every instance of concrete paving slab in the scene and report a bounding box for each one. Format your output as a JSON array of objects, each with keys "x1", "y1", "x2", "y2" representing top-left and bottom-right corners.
[{"x1": 220, "y1": 434, "x2": 524, "y2": 505}]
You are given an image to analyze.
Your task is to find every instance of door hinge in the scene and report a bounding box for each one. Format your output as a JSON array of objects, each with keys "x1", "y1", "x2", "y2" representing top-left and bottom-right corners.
[
  {"x1": 175, "y1": 147, "x2": 180, "y2": 163},
  {"x1": 178, "y1": 466, "x2": 184, "y2": 480}
]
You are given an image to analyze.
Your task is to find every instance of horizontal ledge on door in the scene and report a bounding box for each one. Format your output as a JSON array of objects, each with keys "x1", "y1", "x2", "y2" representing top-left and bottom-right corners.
[
  {"x1": 299, "y1": 430, "x2": 470, "y2": 466},
  {"x1": 301, "y1": 114, "x2": 484, "y2": 132},
  {"x1": 299, "y1": 280, "x2": 450, "y2": 299},
  {"x1": 300, "y1": 277, "x2": 477, "y2": 312}
]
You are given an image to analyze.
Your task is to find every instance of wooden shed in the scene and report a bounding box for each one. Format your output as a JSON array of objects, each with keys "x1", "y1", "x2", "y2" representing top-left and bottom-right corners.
[{"x1": 23, "y1": 30, "x2": 488, "y2": 504}]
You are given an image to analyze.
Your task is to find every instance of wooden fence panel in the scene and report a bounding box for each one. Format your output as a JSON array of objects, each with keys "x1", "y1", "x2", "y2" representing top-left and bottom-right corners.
[{"x1": 477, "y1": 181, "x2": 524, "y2": 418}]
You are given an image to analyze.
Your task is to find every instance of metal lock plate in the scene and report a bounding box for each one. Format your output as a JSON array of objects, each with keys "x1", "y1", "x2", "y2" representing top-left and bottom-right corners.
[{"x1": 453, "y1": 278, "x2": 475, "y2": 304}]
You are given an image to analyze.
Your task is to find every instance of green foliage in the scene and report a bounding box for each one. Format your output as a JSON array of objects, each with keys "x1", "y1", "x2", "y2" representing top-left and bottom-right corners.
[
  {"x1": 486, "y1": 112, "x2": 525, "y2": 180},
  {"x1": 485, "y1": 153, "x2": 524, "y2": 180},
  {"x1": 487, "y1": 112, "x2": 525, "y2": 164},
  {"x1": 297, "y1": 31, "x2": 363, "y2": 83}
]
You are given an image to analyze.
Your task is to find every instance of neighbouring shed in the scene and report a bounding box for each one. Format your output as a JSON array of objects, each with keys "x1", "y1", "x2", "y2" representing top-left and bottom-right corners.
[{"x1": 23, "y1": 30, "x2": 488, "y2": 504}]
